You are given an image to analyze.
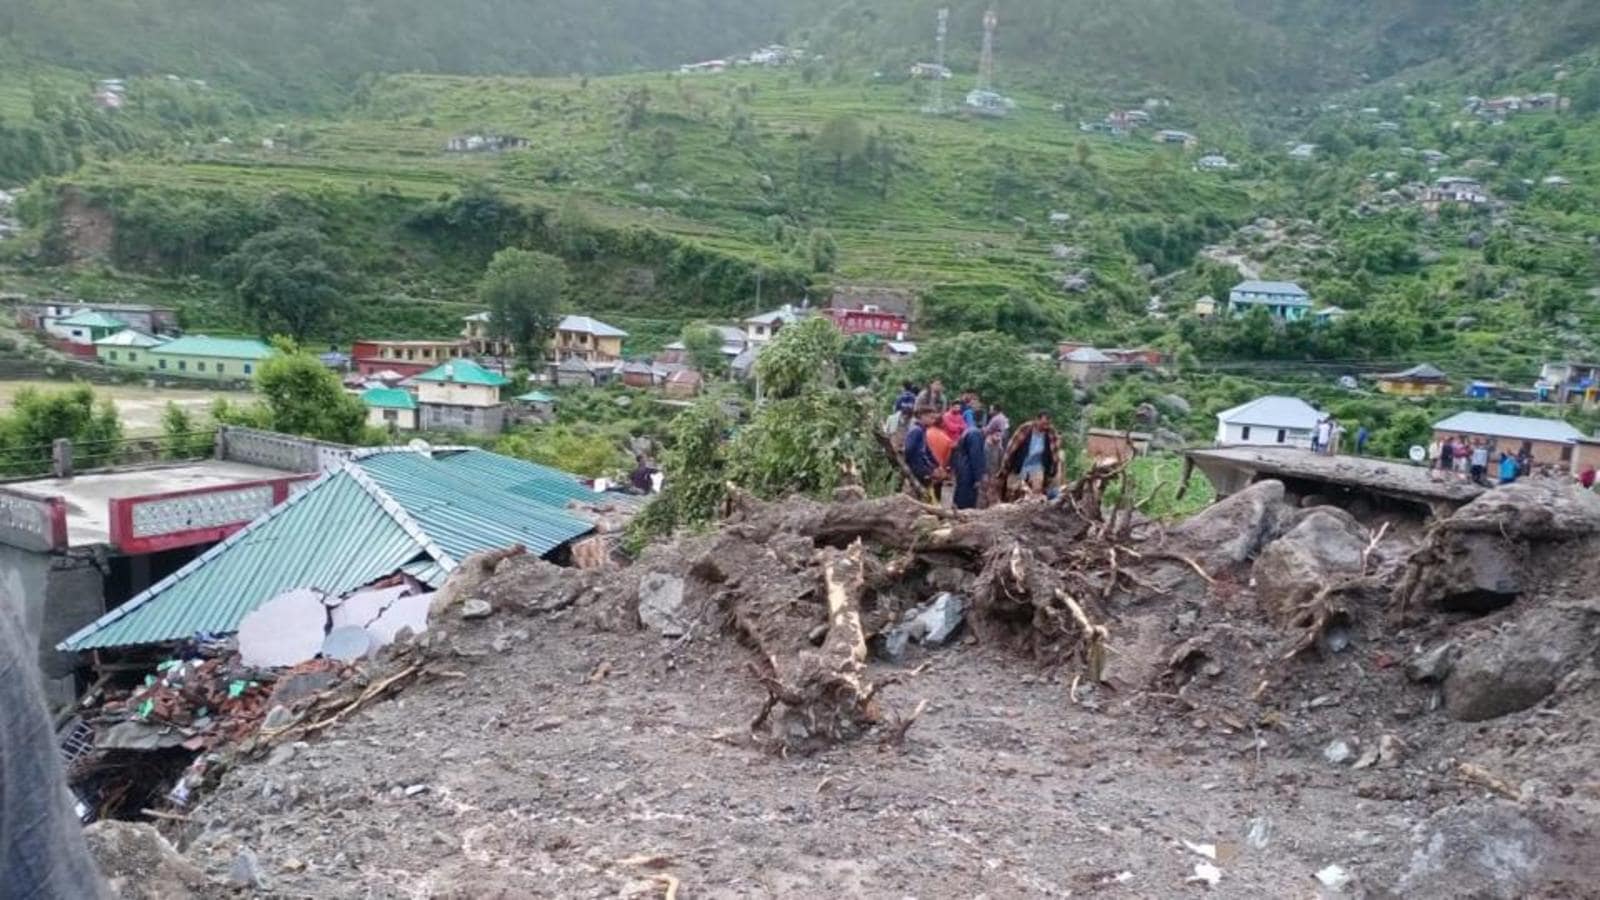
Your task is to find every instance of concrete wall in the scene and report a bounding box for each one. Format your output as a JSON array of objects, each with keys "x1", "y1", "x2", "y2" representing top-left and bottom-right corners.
[
  {"x1": 148, "y1": 352, "x2": 260, "y2": 382},
  {"x1": 0, "y1": 544, "x2": 106, "y2": 705},
  {"x1": 1216, "y1": 422, "x2": 1314, "y2": 449},
  {"x1": 417, "y1": 381, "x2": 499, "y2": 407},
  {"x1": 420, "y1": 402, "x2": 504, "y2": 435},
  {"x1": 366, "y1": 406, "x2": 418, "y2": 430}
]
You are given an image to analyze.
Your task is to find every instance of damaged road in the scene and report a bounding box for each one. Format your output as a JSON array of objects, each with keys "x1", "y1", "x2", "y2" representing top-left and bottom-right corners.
[{"x1": 108, "y1": 475, "x2": 1600, "y2": 897}]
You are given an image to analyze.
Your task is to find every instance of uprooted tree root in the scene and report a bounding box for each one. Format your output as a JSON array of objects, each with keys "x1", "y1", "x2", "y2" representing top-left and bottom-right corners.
[{"x1": 670, "y1": 461, "x2": 1176, "y2": 754}]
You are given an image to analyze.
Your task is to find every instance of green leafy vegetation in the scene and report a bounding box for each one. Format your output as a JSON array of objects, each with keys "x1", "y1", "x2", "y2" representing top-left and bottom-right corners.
[{"x1": 479, "y1": 248, "x2": 566, "y2": 370}]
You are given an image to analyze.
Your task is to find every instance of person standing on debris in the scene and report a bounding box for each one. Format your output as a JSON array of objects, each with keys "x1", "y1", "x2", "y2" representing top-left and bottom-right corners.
[
  {"x1": 959, "y1": 390, "x2": 982, "y2": 430},
  {"x1": 1470, "y1": 439, "x2": 1490, "y2": 485},
  {"x1": 1580, "y1": 465, "x2": 1596, "y2": 490},
  {"x1": 883, "y1": 405, "x2": 912, "y2": 451},
  {"x1": 902, "y1": 407, "x2": 942, "y2": 499},
  {"x1": 982, "y1": 405, "x2": 1010, "y2": 506},
  {"x1": 629, "y1": 456, "x2": 658, "y2": 494},
  {"x1": 1430, "y1": 435, "x2": 1449, "y2": 479},
  {"x1": 915, "y1": 378, "x2": 947, "y2": 414},
  {"x1": 951, "y1": 423, "x2": 987, "y2": 510},
  {"x1": 1003, "y1": 410, "x2": 1062, "y2": 500},
  {"x1": 1516, "y1": 442, "x2": 1534, "y2": 476},
  {"x1": 895, "y1": 381, "x2": 918, "y2": 416},
  {"x1": 1315, "y1": 417, "x2": 1334, "y2": 455},
  {"x1": 1498, "y1": 451, "x2": 1520, "y2": 486},
  {"x1": 1454, "y1": 435, "x2": 1472, "y2": 477},
  {"x1": 1355, "y1": 424, "x2": 1370, "y2": 456},
  {"x1": 1, "y1": 606, "x2": 112, "y2": 899}
]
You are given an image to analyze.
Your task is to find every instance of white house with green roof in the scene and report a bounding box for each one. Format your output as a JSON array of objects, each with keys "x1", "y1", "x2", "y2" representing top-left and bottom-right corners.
[
  {"x1": 53, "y1": 310, "x2": 128, "y2": 348},
  {"x1": 94, "y1": 329, "x2": 166, "y2": 369},
  {"x1": 361, "y1": 386, "x2": 419, "y2": 431},
  {"x1": 414, "y1": 358, "x2": 510, "y2": 434},
  {"x1": 147, "y1": 336, "x2": 276, "y2": 382}
]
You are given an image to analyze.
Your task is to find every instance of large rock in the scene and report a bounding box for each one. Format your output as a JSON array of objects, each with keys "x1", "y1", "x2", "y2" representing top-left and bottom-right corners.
[
  {"x1": 1252, "y1": 507, "x2": 1367, "y2": 624},
  {"x1": 637, "y1": 571, "x2": 693, "y2": 637},
  {"x1": 1396, "y1": 803, "x2": 1551, "y2": 898},
  {"x1": 1168, "y1": 480, "x2": 1289, "y2": 569},
  {"x1": 83, "y1": 820, "x2": 211, "y2": 900},
  {"x1": 1444, "y1": 601, "x2": 1600, "y2": 721}
]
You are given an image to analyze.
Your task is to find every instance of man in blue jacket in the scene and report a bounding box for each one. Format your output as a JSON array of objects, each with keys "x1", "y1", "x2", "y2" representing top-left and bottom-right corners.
[{"x1": 902, "y1": 407, "x2": 942, "y2": 497}]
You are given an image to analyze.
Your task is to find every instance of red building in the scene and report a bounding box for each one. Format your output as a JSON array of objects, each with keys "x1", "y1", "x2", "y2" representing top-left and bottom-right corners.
[
  {"x1": 350, "y1": 339, "x2": 471, "y2": 377},
  {"x1": 822, "y1": 306, "x2": 908, "y2": 339}
]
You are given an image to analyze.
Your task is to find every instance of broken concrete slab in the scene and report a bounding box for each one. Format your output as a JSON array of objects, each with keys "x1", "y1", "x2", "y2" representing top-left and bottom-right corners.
[
  {"x1": 329, "y1": 585, "x2": 409, "y2": 631},
  {"x1": 238, "y1": 588, "x2": 331, "y2": 668},
  {"x1": 95, "y1": 720, "x2": 189, "y2": 751},
  {"x1": 320, "y1": 625, "x2": 373, "y2": 662},
  {"x1": 363, "y1": 591, "x2": 431, "y2": 646}
]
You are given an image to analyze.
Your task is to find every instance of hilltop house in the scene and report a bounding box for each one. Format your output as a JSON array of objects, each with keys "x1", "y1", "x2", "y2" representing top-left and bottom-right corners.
[
  {"x1": 821, "y1": 286, "x2": 912, "y2": 339},
  {"x1": 1196, "y1": 154, "x2": 1233, "y2": 171},
  {"x1": 1288, "y1": 143, "x2": 1317, "y2": 161},
  {"x1": 20, "y1": 301, "x2": 179, "y2": 336},
  {"x1": 1425, "y1": 176, "x2": 1488, "y2": 207},
  {"x1": 1155, "y1": 130, "x2": 1197, "y2": 147},
  {"x1": 444, "y1": 134, "x2": 529, "y2": 153},
  {"x1": 1228, "y1": 280, "x2": 1311, "y2": 321},
  {"x1": 744, "y1": 306, "x2": 800, "y2": 343},
  {"x1": 414, "y1": 359, "x2": 509, "y2": 434},
  {"x1": 663, "y1": 369, "x2": 704, "y2": 399},
  {"x1": 148, "y1": 336, "x2": 275, "y2": 382},
  {"x1": 1376, "y1": 363, "x2": 1451, "y2": 397},
  {"x1": 1537, "y1": 360, "x2": 1600, "y2": 407},
  {"x1": 361, "y1": 387, "x2": 419, "y2": 431},
  {"x1": 1432, "y1": 411, "x2": 1583, "y2": 466},
  {"x1": 94, "y1": 330, "x2": 165, "y2": 370},
  {"x1": 1060, "y1": 347, "x2": 1116, "y2": 386},
  {"x1": 551, "y1": 315, "x2": 628, "y2": 363},
  {"x1": 909, "y1": 62, "x2": 952, "y2": 80},
  {"x1": 1215, "y1": 396, "x2": 1321, "y2": 449}
]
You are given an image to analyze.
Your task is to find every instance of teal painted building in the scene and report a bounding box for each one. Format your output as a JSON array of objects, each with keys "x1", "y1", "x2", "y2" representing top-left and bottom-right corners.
[{"x1": 146, "y1": 336, "x2": 276, "y2": 382}]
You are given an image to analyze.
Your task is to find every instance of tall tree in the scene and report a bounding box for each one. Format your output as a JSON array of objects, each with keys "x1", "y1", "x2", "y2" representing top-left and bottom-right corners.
[
  {"x1": 220, "y1": 226, "x2": 352, "y2": 343},
  {"x1": 252, "y1": 345, "x2": 367, "y2": 444},
  {"x1": 680, "y1": 324, "x2": 729, "y2": 378},
  {"x1": 814, "y1": 115, "x2": 868, "y2": 183},
  {"x1": 478, "y1": 248, "x2": 567, "y2": 370}
]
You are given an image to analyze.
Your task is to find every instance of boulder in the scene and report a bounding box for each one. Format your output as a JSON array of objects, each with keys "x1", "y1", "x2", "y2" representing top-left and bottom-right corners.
[
  {"x1": 1169, "y1": 480, "x2": 1289, "y2": 570},
  {"x1": 1156, "y1": 393, "x2": 1192, "y2": 417},
  {"x1": 83, "y1": 820, "x2": 211, "y2": 899},
  {"x1": 1405, "y1": 641, "x2": 1459, "y2": 683},
  {"x1": 1433, "y1": 534, "x2": 1523, "y2": 613},
  {"x1": 1253, "y1": 508, "x2": 1368, "y2": 623},
  {"x1": 1443, "y1": 602, "x2": 1600, "y2": 721},
  {"x1": 637, "y1": 571, "x2": 693, "y2": 637},
  {"x1": 1396, "y1": 803, "x2": 1549, "y2": 898}
]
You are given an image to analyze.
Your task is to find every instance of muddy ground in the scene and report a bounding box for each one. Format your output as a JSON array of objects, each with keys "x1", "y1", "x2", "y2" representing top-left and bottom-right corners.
[
  {"x1": 172, "y1": 602, "x2": 1593, "y2": 898},
  {"x1": 100, "y1": 480, "x2": 1600, "y2": 899}
]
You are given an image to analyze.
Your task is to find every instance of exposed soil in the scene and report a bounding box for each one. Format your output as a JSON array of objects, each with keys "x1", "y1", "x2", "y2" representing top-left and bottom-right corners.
[{"x1": 108, "y1": 478, "x2": 1600, "y2": 898}]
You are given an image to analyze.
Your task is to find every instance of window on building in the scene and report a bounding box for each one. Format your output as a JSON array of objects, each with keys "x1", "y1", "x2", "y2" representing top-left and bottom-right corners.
[
  {"x1": 178, "y1": 360, "x2": 187, "y2": 371},
  {"x1": 71, "y1": 330, "x2": 83, "y2": 338},
  {"x1": 159, "y1": 359, "x2": 168, "y2": 370},
  {"x1": 463, "y1": 408, "x2": 474, "y2": 425},
  {"x1": 129, "y1": 353, "x2": 138, "y2": 363},
  {"x1": 197, "y1": 362, "x2": 206, "y2": 372},
  {"x1": 1241, "y1": 426, "x2": 1251, "y2": 440},
  {"x1": 1277, "y1": 429, "x2": 1287, "y2": 444},
  {"x1": 109, "y1": 351, "x2": 119, "y2": 361},
  {"x1": 244, "y1": 364, "x2": 253, "y2": 375},
  {"x1": 217, "y1": 364, "x2": 226, "y2": 374},
  {"x1": 383, "y1": 409, "x2": 398, "y2": 422}
]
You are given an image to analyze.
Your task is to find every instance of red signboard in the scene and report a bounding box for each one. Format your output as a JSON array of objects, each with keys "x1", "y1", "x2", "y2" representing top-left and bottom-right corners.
[{"x1": 108, "y1": 475, "x2": 312, "y2": 555}]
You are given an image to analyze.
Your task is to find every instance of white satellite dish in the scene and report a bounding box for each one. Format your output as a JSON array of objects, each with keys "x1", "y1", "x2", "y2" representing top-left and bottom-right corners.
[
  {"x1": 1408, "y1": 445, "x2": 1427, "y2": 463},
  {"x1": 408, "y1": 438, "x2": 432, "y2": 455}
]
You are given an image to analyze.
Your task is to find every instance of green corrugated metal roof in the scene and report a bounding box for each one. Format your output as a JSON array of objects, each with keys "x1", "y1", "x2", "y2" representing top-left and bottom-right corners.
[
  {"x1": 413, "y1": 358, "x2": 510, "y2": 387},
  {"x1": 58, "y1": 310, "x2": 129, "y2": 329},
  {"x1": 361, "y1": 387, "x2": 418, "y2": 410},
  {"x1": 151, "y1": 336, "x2": 276, "y2": 360},
  {"x1": 431, "y1": 448, "x2": 640, "y2": 509},
  {"x1": 61, "y1": 472, "x2": 425, "y2": 651},
  {"x1": 515, "y1": 390, "x2": 555, "y2": 403},
  {"x1": 358, "y1": 451, "x2": 594, "y2": 561},
  {"x1": 94, "y1": 329, "x2": 165, "y2": 348},
  {"x1": 59, "y1": 448, "x2": 596, "y2": 652}
]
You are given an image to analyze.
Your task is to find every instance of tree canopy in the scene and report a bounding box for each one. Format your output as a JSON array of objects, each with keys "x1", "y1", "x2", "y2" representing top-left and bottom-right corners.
[
  {"x1": 250, "y1": 344, "x2": 368, "y2": 444},
  {"x1": 680, "y1": 324, "x2": 730, "y2": 379},
  {"x1": 220, "y1": 226, "x2": 352, "y2": 343},
  {"x1": 479, "y1": 248, "x2": 567, "y2": 370}
]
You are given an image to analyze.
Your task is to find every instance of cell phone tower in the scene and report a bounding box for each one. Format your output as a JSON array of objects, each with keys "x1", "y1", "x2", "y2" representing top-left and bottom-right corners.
[{"x1": 977, "y1": 8, "x2": 997, "y2": 94}]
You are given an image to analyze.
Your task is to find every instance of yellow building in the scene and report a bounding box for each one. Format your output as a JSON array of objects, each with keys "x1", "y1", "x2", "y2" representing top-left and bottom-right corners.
[
  {"x1": 461, "y1": 312, "x2": 627, "y2": 362},
  {"x1": 1376, "y1": 363, "x2": 1451, "y2": 397}
]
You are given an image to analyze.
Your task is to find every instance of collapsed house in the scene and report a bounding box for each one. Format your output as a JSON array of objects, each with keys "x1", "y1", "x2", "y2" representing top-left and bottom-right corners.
[{"x1": 51, "y1": 438, "x2": 636, "y2": 821}]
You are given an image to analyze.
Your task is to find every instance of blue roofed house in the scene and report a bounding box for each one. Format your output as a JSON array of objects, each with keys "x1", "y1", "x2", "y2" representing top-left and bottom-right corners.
[
  {"x1": 1228, "y1": 280, "x2": 1312, "y2": 322},
  {"x1": 57, "y1": 447, "x2": 631, "y2": 653}
]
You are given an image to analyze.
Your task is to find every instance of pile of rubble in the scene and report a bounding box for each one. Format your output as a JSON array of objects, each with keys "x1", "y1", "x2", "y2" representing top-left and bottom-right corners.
[{"x1": 84, "y1": 470, "x2": 1600, "y2": 896}]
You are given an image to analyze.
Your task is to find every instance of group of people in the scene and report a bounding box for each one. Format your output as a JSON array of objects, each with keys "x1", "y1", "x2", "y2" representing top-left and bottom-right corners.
[
  {"x1": 1429, "y1": 434, "x2": 1537, "y2": 486},
  {"x1": 886, "y1": 379, "x2": 1062, "y2": 509}
]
